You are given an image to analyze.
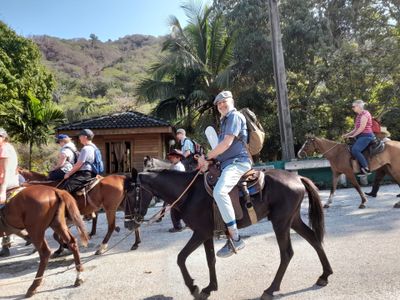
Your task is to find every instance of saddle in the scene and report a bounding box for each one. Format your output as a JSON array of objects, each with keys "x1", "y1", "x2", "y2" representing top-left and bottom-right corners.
[
  {"x1": 75, "y1": 176, "x2": 103, "y2": 211},
  {"x1": 5, "y1": 186, "x2": 25, "y2": 204},
  {"x1": 204, "y1": 163, "x2": 265, "y2": 232},
  {"x1": 349, "y1": 137, "x2": 386, "y2": 172}
]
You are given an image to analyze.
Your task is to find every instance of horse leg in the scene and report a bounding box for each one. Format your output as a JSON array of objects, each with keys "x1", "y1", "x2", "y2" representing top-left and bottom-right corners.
[
  {"x1": 89, "y1": 212, "x2": 98, "y2": 237},
  {"x1": 366, "y1": 167, "x2": 386, "y2": 197},
  {"x1": 52, "y1": 221, "x2": 85, "y2": 287},
  {"x1": 262, "y1": 221, "x2": 293, "y2": 300},
  {"x1": 95, "y1": 209, "x2": 116, "y2": 255},
  {"x1": 199, "y1": 238, "x2": 218, "y2": 299},
  {"x1": 25, "y1": 236, "x2": 51, "y2": 298},
  {"x1": 51, "y1": 232, "x2": 66, "y2": 258},
  {"x1": 345, "y1": 172, "x2": 368, "y2": 209},
  {"x1": 130, "y1": 228, "x2": 141, "y2": 250},
  {"x1": 291, "y1": 214, "x2": 333, "y2": 286},
  {"x1": 325, "y1": 171, "x2": 340, "y2": 208},
  {"x1": 177, "y1": 231, "x2": 205, "y2": 298},
  {"x1": 384, "y1": 167, "x2": 400, "y2": 208}
]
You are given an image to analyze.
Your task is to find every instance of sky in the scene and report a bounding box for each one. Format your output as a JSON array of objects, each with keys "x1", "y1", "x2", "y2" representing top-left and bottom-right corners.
[{"x1": 0, "y1": 0, "x2": 211, "y2": 41}]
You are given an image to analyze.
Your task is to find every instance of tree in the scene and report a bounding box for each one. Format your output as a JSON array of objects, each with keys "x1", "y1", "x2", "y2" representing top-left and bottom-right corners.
[
  {"x1": 0, "y1": 93, "x2": 65, "y2": 169},
  {"x1": 136, "y1": 0, "x2": 233, "y2": 131}
]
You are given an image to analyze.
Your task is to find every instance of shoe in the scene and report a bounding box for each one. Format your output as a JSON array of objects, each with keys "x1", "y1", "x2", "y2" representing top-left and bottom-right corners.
[
  {"x1": 168, "y1": 227, "x2": 183, "y2": 233},
  {"x1": 397, "y1": 194, "x2": 400, "y2": 198},
  {"x1": 0, "y1": 246, "x2": 10, "y2": 257},
  {"x1": 217, "y1": 237, "x2": 245, "y2": 258},
  {"x1": 360, "y1": 167, "x2": 371, "y2": 175},
  {"x1": 365, "y1": 192, "x2": 377, "y2": 197}
]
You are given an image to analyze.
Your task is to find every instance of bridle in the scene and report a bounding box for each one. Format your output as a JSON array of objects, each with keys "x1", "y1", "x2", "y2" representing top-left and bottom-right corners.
[
  {"x1": 300, "y1": 138, "x2": 340, "y2": 158},
  {"x1": 124, "y1": 181, "x2": 150, "y2": 225}
]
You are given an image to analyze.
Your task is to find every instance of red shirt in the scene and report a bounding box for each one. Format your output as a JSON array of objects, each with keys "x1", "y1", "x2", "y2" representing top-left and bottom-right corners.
[{"x1": 355, "y1": 110, "x2": 373, "y2": 134}]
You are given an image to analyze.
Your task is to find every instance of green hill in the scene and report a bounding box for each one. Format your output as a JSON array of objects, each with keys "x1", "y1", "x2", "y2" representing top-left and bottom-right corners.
[{"x1": 31, "y1": 34, "x2": 164, "y2": 121}]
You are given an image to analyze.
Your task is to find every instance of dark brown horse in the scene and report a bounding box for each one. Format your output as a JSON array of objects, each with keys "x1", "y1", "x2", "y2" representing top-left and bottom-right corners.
[
  {"x1": 298, "y1": 136, "x2": 400, "y2": 208},
  {"x1": 0, "y1": 185, "x2": 88, "y2": 297},
  {"x1": 129, "y1": 169, "x2": 332, "y2": 300},
  {"x1": 18, "y1": 168, "x2": 141, "y2": 254}
]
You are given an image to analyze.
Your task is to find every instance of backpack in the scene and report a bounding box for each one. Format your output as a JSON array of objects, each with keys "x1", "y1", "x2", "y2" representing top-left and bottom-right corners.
[
  {"x1": 63, "y1": 146, "x2": 79, "y2": 164},
  {"x1": 87, "y1": 144, "x2": 104, "y2": 174},
  {"x1": 372, "y1": 118, "x2": 381, "y2": 133},
  {"x1": 239, "y1": 108, "x2": 265, "y2": 156},
  {"x1": 184, "y1": 138, "x2": 205, "y2": 156}
]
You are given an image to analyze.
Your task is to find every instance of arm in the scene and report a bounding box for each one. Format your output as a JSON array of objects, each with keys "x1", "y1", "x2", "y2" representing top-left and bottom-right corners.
[
  {"x1": 64, "y1": 161, "x2": 84, "y2": 179},
  {"x1": 52, "y1": 153, "x2": 67, "y2": 171},
  {"x1": 0, "y1": 158, "x2": 8, "y2": 202},
  {"x1": 206, "y1": 135, "x2": 235, "y2": 159},
  {"x1": 349, "y1": 116, "x2": 368, "y2": 137}
]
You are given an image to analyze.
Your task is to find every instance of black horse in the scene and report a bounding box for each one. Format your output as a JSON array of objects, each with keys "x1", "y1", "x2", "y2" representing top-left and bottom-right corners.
[{"x1": 128, "y1": 169, "x2": 333, "y2": 300}]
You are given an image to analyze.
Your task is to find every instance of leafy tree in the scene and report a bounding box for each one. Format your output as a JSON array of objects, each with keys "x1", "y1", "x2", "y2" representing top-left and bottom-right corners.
[{"x1": 0, "y1": 93, "x2": 64, "y2": 169}]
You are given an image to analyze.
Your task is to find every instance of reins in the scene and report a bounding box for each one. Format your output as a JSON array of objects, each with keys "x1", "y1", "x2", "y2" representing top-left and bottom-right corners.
[
  {"x1": 320, "y1": 143, "x2": 340, "y2": 157},
  {"x1": 146, "y1": 170, "x2": 202, "y2": 224}
]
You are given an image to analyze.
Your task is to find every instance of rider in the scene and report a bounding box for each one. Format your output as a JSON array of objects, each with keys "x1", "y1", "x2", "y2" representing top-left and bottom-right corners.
[
  {"x1": 0, "y1": 128, "x2": 20, "y2": 257},
  {"x1": 198, "y1": 91, "x2": 252, "y2": 258},
  {"x1": 343, "y1": 100, "x2": 375, "y2": 175},
  {"x1": 60, "y1": 129, "x2": 97, "y2": 194},
  {"x1": 167, "y1": 149, "x2": 186, "y2": 232},
  {"x1": 48, "y1": 134, "x2": 78, "y2": 181},
  {"x1": 175, "y1": 128, "x2": 195, "y2": 170}
]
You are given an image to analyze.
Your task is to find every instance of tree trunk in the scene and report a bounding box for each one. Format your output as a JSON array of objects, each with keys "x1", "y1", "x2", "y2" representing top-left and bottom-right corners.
[{"x1": 28, "y1": 140, "x2": 33, "y2": 170}]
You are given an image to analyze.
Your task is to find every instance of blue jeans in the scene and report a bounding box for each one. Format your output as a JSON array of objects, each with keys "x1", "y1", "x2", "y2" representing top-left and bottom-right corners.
[
  {"x1": 351, "y1": 133, "x2": 375, "y2": 168},
  {"x1": 213, "y1": 160, "x2": 252, "y2": 226}
]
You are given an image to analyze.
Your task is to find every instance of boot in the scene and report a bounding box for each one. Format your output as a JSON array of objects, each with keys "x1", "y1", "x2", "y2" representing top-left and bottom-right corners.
[{"x1": 0, "y1": 245, "x2": 10, "y2": 257}]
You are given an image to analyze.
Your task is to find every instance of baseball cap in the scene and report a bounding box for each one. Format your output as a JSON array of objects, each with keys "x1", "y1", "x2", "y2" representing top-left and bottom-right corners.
[
  {"x1": 56, "y1": 134, "x2": 69, "y2": 140},
  {"x1": 176, "y1": 128, "x2": 186, "y2": 135},
  {"x1": 213, "y1": 91, "x2": 233, "y2": 105},
  {"x1": 0, "y1": 128, "x2": 8, "y2": 138},
  {"x1": 78, "y1": 129, "x2": 94, "y2": 138}
]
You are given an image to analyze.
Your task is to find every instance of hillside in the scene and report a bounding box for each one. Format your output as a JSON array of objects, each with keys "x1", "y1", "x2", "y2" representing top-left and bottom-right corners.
[{"x1": 31, "y1": 34, "x2": 164, "y2": 121}]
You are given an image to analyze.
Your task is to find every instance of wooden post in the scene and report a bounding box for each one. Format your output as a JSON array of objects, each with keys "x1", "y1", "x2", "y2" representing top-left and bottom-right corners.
[{"x1": 268, "y1": 0, "x2": 295, "y2": 160}]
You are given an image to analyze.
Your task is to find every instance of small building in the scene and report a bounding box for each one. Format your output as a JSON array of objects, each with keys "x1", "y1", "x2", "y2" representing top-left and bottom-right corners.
[{"x1": 57, "y1": 111, "x2": 174, "y2": 173}]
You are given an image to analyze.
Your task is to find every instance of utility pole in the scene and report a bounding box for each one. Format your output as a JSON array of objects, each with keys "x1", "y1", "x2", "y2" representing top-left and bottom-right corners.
[{"x1": 268, "y1": 0, "x2": 295, "y2": 160}]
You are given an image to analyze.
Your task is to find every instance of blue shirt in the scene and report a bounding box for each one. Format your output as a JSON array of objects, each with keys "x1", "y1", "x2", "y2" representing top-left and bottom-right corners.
[
  {"x1": 181, "y1": 138, "x2": 195, "y2": 154},
  {"x1": 217, "y1": 109, "x2": 251, "y2": 169}
]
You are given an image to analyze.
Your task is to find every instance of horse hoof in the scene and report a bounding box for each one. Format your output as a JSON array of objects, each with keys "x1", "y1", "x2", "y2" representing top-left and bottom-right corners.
[
  {"x1": 393, "y1": 202, "x2": 400, "y2": 208},
  {"x1": 195, "y1": 292, "x2": 210, "y2": 300},
  {"x1": 130, "y1": 245, "x2": 139, "y2": 251},
  {"x1": 323, "y1": 204, "x2": 330, "y2": 209},
  {"x1": 50, "y1": 250, "x2": 63, "y2": 259},
  {"x1": 74, "y1": 278, "x2": 84, "y2": 287},
  {"x1": 358, "y1": 204, "x2": 366, "y2": 209},
  {"x1": 316, "y1": 277, "x2": 328, "y2": 286},
  {"x1": 260, "y1": 291, "x2": 273, "y2": 300},
  {"x1": 94, "y1": 249, "x2": 103, "y2": 255},
  {"x1": 191, "y1": 286, "x2": 200, "y2": 299},
  {"x1": 25, "y1": 289, "x2": 36, "y2": 298},
  {"x1": 115, "y1": 226, "x2": 120, "y2": 233}
]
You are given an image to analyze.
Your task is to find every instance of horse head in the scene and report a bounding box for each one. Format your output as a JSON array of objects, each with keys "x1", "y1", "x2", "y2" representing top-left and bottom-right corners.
[{"x1": 297, "y1": 135, "x2": 317, "y2": 159}]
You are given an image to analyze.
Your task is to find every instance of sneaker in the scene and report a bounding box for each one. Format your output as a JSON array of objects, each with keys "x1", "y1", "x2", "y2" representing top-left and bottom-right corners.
[
  {"x1": 360, "y1": 167, "x2": 371, "y2": 175},
  {"x1": 217, "y1": 237, "x2": 245, "y2": 258},
  {"x1": 168, "y1": 227, "x2": 183, "y2": 233}
]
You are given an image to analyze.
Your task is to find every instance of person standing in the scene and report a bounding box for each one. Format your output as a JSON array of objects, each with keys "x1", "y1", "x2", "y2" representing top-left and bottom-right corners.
[
  {"x1": 175, "y1": 128, "x2": 195, "y2": 170},
  {"x1": 166, "y1": 149, "x2": 185, "y2": 232},
  {"x1": 198, "y1": 91, "x2": 252, "y2": 258},
  {"x1": 60, "y1": 129, "x2": 98, "y2": 194},
  {"x1": 343, "y1": 100, "x2": 375, "y2": 174},
  {"x1": 48, "y1": 134, "x2": 78, "y2": 181},
  {"x1": 0, "y1": 128, "x2": 20, "y2": 257}
]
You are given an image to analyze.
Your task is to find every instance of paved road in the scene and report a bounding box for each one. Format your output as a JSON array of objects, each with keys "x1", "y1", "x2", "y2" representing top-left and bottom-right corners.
[{"x1": 1, "y1": 184, "x2": 400, "y2": 300}]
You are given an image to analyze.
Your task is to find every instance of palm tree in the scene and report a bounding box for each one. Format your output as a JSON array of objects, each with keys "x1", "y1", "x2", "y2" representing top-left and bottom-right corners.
[
  {"x1": 0, "y1": 92, "x2": 65, "y2": 169},
  {"x1": 136, "y1": 0, "x2": 233, "y2": 131}
]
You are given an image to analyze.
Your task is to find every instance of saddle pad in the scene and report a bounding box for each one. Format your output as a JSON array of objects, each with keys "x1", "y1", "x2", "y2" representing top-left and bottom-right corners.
[{"x1": 6, "y1": 187, "x2": 25, "y2": 204}]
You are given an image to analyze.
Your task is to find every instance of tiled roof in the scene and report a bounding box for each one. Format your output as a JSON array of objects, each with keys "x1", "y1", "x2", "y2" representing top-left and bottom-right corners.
[{"x1": 57, "y1": 111, "x2": 170, "y2": 130}]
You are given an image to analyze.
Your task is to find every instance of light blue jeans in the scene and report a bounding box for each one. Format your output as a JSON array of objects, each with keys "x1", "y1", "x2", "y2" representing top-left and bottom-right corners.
[{"x1": 213, "y1": 160, "x2": 252, "y2": 226}]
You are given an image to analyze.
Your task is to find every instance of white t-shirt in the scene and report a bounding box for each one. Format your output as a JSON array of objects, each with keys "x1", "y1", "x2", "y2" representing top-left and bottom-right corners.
[
  {"x1": 170, "y1": 161, "x2": 185, "y2": 172},
  {"x1": 0, "y1": 142, "x2": 19, "y2": 189},
  {"x1": 60, "y1": 142, "x2": 78, "y2": 172},
  {"x1": 78, "y1": 143, "x2": 96, "y2": 172}
]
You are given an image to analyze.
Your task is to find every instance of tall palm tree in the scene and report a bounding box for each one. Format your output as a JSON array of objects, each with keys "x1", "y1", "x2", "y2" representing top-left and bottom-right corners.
[
  {"x1": 0, "y1": 92, "x2": 65, "y2": 169},
  {"x1": 136, "y1": 0, "x2": 233, "y2": 131}
]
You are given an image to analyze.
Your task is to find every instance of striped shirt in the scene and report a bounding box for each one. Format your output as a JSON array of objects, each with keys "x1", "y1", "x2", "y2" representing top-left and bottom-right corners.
[{"x1": 355, "y1": 110, "x2": 373, "y2": 134}]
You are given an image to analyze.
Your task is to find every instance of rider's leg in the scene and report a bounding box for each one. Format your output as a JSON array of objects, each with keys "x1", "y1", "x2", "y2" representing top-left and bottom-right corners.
[
  {"x1": 351, "y1": 135, "x2": 374, "y2": 170},
  {"x1": 48, "y1": 169, "x2": 66, "y2": 181}
]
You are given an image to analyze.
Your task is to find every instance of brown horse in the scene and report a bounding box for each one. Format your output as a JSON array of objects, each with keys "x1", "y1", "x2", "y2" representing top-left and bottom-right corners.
[
  {"x1": 18, "y1": 168, "x2": 141, "y2": 254},
  {"x1": 0, "y1": 185, "x2": 88, "y2": 297},
  {"x1": 298, "y1": 136, "x2": 400, "y2": 208}
]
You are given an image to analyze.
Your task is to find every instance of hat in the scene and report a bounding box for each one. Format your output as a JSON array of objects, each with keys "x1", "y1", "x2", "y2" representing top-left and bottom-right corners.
[
  {"x1": 176, "y1": 128, "x2": 186, "y2": 135},
  {"x1": 214, "y1": 91, "x2": 233, "y2": 105},
  {"x1": 167, "y1": 149, "x2": 184, "y2": 159},
  {"x1": 0, "y1": 128, "x2": 8, "y2": 138},
  {"x1": 56, "y1": 134, "x2": 70, "y2": 141},
  {"x1": 78, "y1": 129, "x2": 94, "y2": 138}
]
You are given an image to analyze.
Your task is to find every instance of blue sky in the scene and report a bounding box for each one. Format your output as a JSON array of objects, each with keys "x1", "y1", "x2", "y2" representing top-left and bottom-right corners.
[{"x1": 0, "y1": 0, "x2": 211, "y2": 41}]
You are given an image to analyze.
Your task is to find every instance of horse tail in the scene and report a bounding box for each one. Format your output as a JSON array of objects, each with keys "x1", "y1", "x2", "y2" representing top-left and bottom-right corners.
[
  {"x1": 55, "y1": 189, "x2": 89, "y2": 247},
  {"x1": 300, "y1": 176, "x2": 325, "y2": 243}
]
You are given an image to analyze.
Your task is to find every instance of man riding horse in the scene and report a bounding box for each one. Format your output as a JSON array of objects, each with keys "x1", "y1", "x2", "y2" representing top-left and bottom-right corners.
[{"x1": 198, "y1": 90, "x2": 251, "y2": 258}]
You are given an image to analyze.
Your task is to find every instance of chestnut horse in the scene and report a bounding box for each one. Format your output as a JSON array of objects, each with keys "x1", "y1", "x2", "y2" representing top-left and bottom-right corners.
[
  {"x1": 129, "y1": 169, "x2": 333, "y2": 300},
  {"x1": 0, "y1": 185, "x2": 88, "y2": 297},
  {"x1": 298, "y1": 136, "x2": 400, "y2": 208},
  {"x1": 18, "y1": 168, "x2": 141, "y2": 255}
]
